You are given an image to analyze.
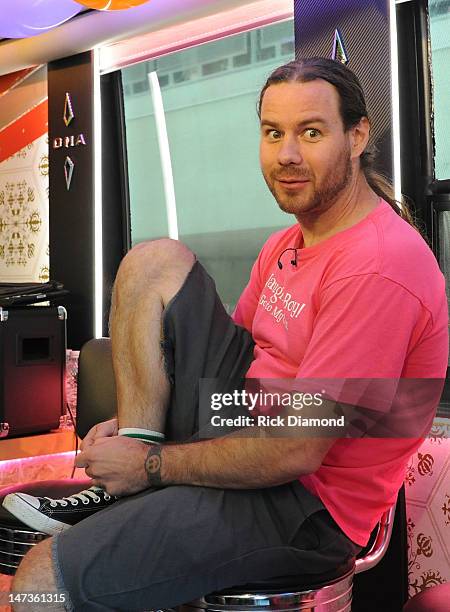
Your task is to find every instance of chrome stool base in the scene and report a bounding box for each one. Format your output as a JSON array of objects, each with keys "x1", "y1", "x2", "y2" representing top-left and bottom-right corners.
[
  {"x1": 182, "y1": 567, "x2": 354, "y2": 612},
  {"x1": 0, "y1": 523, "x2": 47, "y2": 575}
]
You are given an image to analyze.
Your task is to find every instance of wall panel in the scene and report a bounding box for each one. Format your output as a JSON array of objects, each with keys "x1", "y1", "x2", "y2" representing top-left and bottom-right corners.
[{"x1": 0, "y1": 67, "x2": 49, "y2": 283}]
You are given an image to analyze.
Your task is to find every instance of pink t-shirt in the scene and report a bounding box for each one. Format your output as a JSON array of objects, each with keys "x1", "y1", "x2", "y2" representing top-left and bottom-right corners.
[{"x1": 233, "y1": 200, "x2": 449, "y2": 546}]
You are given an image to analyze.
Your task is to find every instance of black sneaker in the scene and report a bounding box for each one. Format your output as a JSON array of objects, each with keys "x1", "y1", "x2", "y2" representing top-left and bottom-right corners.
[{"x1": 2, "y1": 486, "x2": 117, "y2": 535}]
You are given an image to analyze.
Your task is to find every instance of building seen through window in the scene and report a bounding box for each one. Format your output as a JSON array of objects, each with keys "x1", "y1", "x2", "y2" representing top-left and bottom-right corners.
[{"x1": 122, "y1": 20, "x2": 295, "y2": 311}]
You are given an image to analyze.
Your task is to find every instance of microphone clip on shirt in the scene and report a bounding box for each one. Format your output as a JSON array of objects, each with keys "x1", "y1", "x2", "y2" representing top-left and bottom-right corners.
[{"x1": 277, "y1": 248, "x2": 298, "y2": 270}]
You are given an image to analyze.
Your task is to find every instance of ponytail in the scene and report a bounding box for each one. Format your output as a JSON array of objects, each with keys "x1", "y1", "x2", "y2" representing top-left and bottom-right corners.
[{"x1": 360, "y1": 148, "x2": 420, "y2": 232}]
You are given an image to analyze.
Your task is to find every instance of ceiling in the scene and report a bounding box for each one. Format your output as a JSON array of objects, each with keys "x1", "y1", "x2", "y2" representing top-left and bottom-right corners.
[
  {"x1": 0, "y1": 2, "x2": 92, "y2": 41},
  {"x1": 0, "y1": 0, "x2": 286, "y2": 76}
]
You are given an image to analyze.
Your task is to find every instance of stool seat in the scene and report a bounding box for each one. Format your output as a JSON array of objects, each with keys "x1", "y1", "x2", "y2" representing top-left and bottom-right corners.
[
  {"x1": 218, "y1": 557, "x2": 355, "y2": 593},
  {"x1": 184, "y1": 566, "x2": 355, "y2": 612},
  {"x1": 0, "y1": 479, "x2": 91, "y2": 500}
]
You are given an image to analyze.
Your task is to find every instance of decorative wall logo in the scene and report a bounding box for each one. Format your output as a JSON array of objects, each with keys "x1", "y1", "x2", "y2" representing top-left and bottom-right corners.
[
  {"x1": 74, "y1": 0, "x2": 150, "y2": 10},
  {"x1": 332, "y1": 29, "x2": 348, "y2": 65},
  {"x1": 64, "y1": 157, "x2": 75, "y2": 191},
  {"x1": 53, "y1": 92, "x2": 88, "y2": 190},
  {"x1": 53, "y1": 134, "x2": 87, "y2": 149},
  {"x1": 63, "y1": 92, "x2": 74, "y2": 127},
  {"x1": 53, "y1": 92, "x2": 87, "y2": 151}
]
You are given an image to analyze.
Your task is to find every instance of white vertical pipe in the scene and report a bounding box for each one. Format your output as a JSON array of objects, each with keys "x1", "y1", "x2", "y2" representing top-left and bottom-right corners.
[
  {"x1": 148, "y1": 70, "x2": 179, "y2": 240},
  {"x1": 93, "y1": 48, "x2": 103, "y2": 338},
  {"x1": 390, "y1": 0, "x2": 402, "y2": 204}
]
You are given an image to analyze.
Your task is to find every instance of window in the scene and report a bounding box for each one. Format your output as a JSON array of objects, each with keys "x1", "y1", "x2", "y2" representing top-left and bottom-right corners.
[
  {"x1": 429, "y1": 0, "x2": 450, "y2": 179},
  {"x1": 122, "y1": 20, "x2": 294, "y2": 312},
  {"x1": 429, "y1": 1, "x2": 450, "y2": 374}
]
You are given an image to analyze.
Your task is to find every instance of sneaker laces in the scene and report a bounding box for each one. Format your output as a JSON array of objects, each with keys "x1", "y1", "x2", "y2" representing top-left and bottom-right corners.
[{"x1": 45, "y1": 487, "x2": 111, "y2": 508}]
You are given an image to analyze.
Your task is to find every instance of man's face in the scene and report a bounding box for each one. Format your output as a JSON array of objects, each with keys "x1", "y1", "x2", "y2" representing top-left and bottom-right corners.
[{"x1": 259, "y1": 79, "x2": 355, "y2": 217}]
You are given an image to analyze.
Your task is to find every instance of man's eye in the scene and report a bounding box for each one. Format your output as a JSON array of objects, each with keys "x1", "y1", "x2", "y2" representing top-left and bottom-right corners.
[
  {"x1": 267, "y1": 129, "x2": 282, "y2": 140},
  {"x1": 304, "y1": 128, "x2": 321, "y2": 139}
]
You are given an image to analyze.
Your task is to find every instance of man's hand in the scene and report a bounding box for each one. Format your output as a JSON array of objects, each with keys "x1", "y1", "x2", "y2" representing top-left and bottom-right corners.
[
  {"x1": 80, "y1": 417, "x2": 118, "y2": 451},
  {"x1": 75, "y1": 436, "x2": 149, "y2": 496}
]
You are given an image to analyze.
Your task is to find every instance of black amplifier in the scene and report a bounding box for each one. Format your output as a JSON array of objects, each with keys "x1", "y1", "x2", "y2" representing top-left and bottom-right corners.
[{"x1": 0, "y1": 305, "x2": 66, "y2": 438}]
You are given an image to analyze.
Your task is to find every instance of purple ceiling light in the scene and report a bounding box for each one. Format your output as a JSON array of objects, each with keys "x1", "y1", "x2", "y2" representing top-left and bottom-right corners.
[{"x1": 0, "y1": 0, "x2": 84, "y2": 39}]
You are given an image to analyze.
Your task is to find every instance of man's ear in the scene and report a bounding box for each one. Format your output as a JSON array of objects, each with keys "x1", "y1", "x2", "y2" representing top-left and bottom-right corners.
[{"x1": 349, "y1": 116, "x2": 370, "y2": 160}]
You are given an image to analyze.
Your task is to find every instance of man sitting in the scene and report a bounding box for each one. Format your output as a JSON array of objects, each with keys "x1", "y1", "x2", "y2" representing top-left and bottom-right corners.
[{"x1": 4, "y1": 58, "x2": 448, "y2": 611}]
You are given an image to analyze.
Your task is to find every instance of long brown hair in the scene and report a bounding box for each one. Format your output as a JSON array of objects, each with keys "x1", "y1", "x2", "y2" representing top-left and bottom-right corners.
[{"x1": 258, "y1": 58, "x2": 418, "y2": 228}]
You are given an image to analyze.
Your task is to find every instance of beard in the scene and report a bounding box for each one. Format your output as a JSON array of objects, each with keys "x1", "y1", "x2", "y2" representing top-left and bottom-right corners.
[{"x1": 263, "y1": 146, "x2": 353, "y2": 216}]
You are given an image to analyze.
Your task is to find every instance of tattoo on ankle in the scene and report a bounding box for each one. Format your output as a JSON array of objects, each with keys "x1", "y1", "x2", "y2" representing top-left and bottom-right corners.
[{"x1": 145, "y1": 445, "x2": 163, "y2": 487}]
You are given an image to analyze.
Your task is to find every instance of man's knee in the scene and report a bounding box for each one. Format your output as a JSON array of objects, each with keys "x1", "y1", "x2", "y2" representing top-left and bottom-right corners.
[
  {"x1": 112, "y1": 239, "x2": 196, "y2": 309},
  {"x1": 116, "y1": 239, "x2": 195, "y2": 287},
  {"x1": 12, "y1": 538, "x2": 65, "y2": 611}
]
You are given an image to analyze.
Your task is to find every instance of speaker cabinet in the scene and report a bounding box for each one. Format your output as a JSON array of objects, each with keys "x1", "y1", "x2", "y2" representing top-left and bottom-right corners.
[{"x1": 0, "y1": 306, "x2": 67, "y2": 438}]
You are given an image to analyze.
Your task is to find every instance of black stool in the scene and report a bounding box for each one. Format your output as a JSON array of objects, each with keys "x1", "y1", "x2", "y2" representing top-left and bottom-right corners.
[{"x1": 182, "y1": 503, "x2": 396, "y2": 612}]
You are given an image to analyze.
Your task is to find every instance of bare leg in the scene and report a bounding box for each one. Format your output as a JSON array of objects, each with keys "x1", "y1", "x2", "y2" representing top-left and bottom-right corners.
[
  {"x1": 11, "y1": 240, "x2": 195, "y2": 603},
  {"x1": 109, "y1": 238, "x2": 195, "y2": 431},
  {"x1": 11, "y1": 539, "x2": 65, "y2": 612}
]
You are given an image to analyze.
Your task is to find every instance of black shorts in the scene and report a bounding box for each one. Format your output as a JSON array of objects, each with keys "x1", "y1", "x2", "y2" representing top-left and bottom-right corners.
[
  {"x1": 53, "y1": 260, "x2": 361, "y2": 611},
  {"x1": 161, "y1": 260, "x2": 255, "y2": 441}
]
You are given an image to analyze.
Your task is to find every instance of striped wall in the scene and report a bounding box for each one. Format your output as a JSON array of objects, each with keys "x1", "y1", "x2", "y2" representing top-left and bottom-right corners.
[{"x1": 0, "y1": 67, "x2": 49, "y2": 282}]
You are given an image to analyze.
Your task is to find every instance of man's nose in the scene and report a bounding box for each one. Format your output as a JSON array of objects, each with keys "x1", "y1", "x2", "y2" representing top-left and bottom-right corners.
[{"x1": 278, "y1": 136, "x2": 303, "y2": 165}]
